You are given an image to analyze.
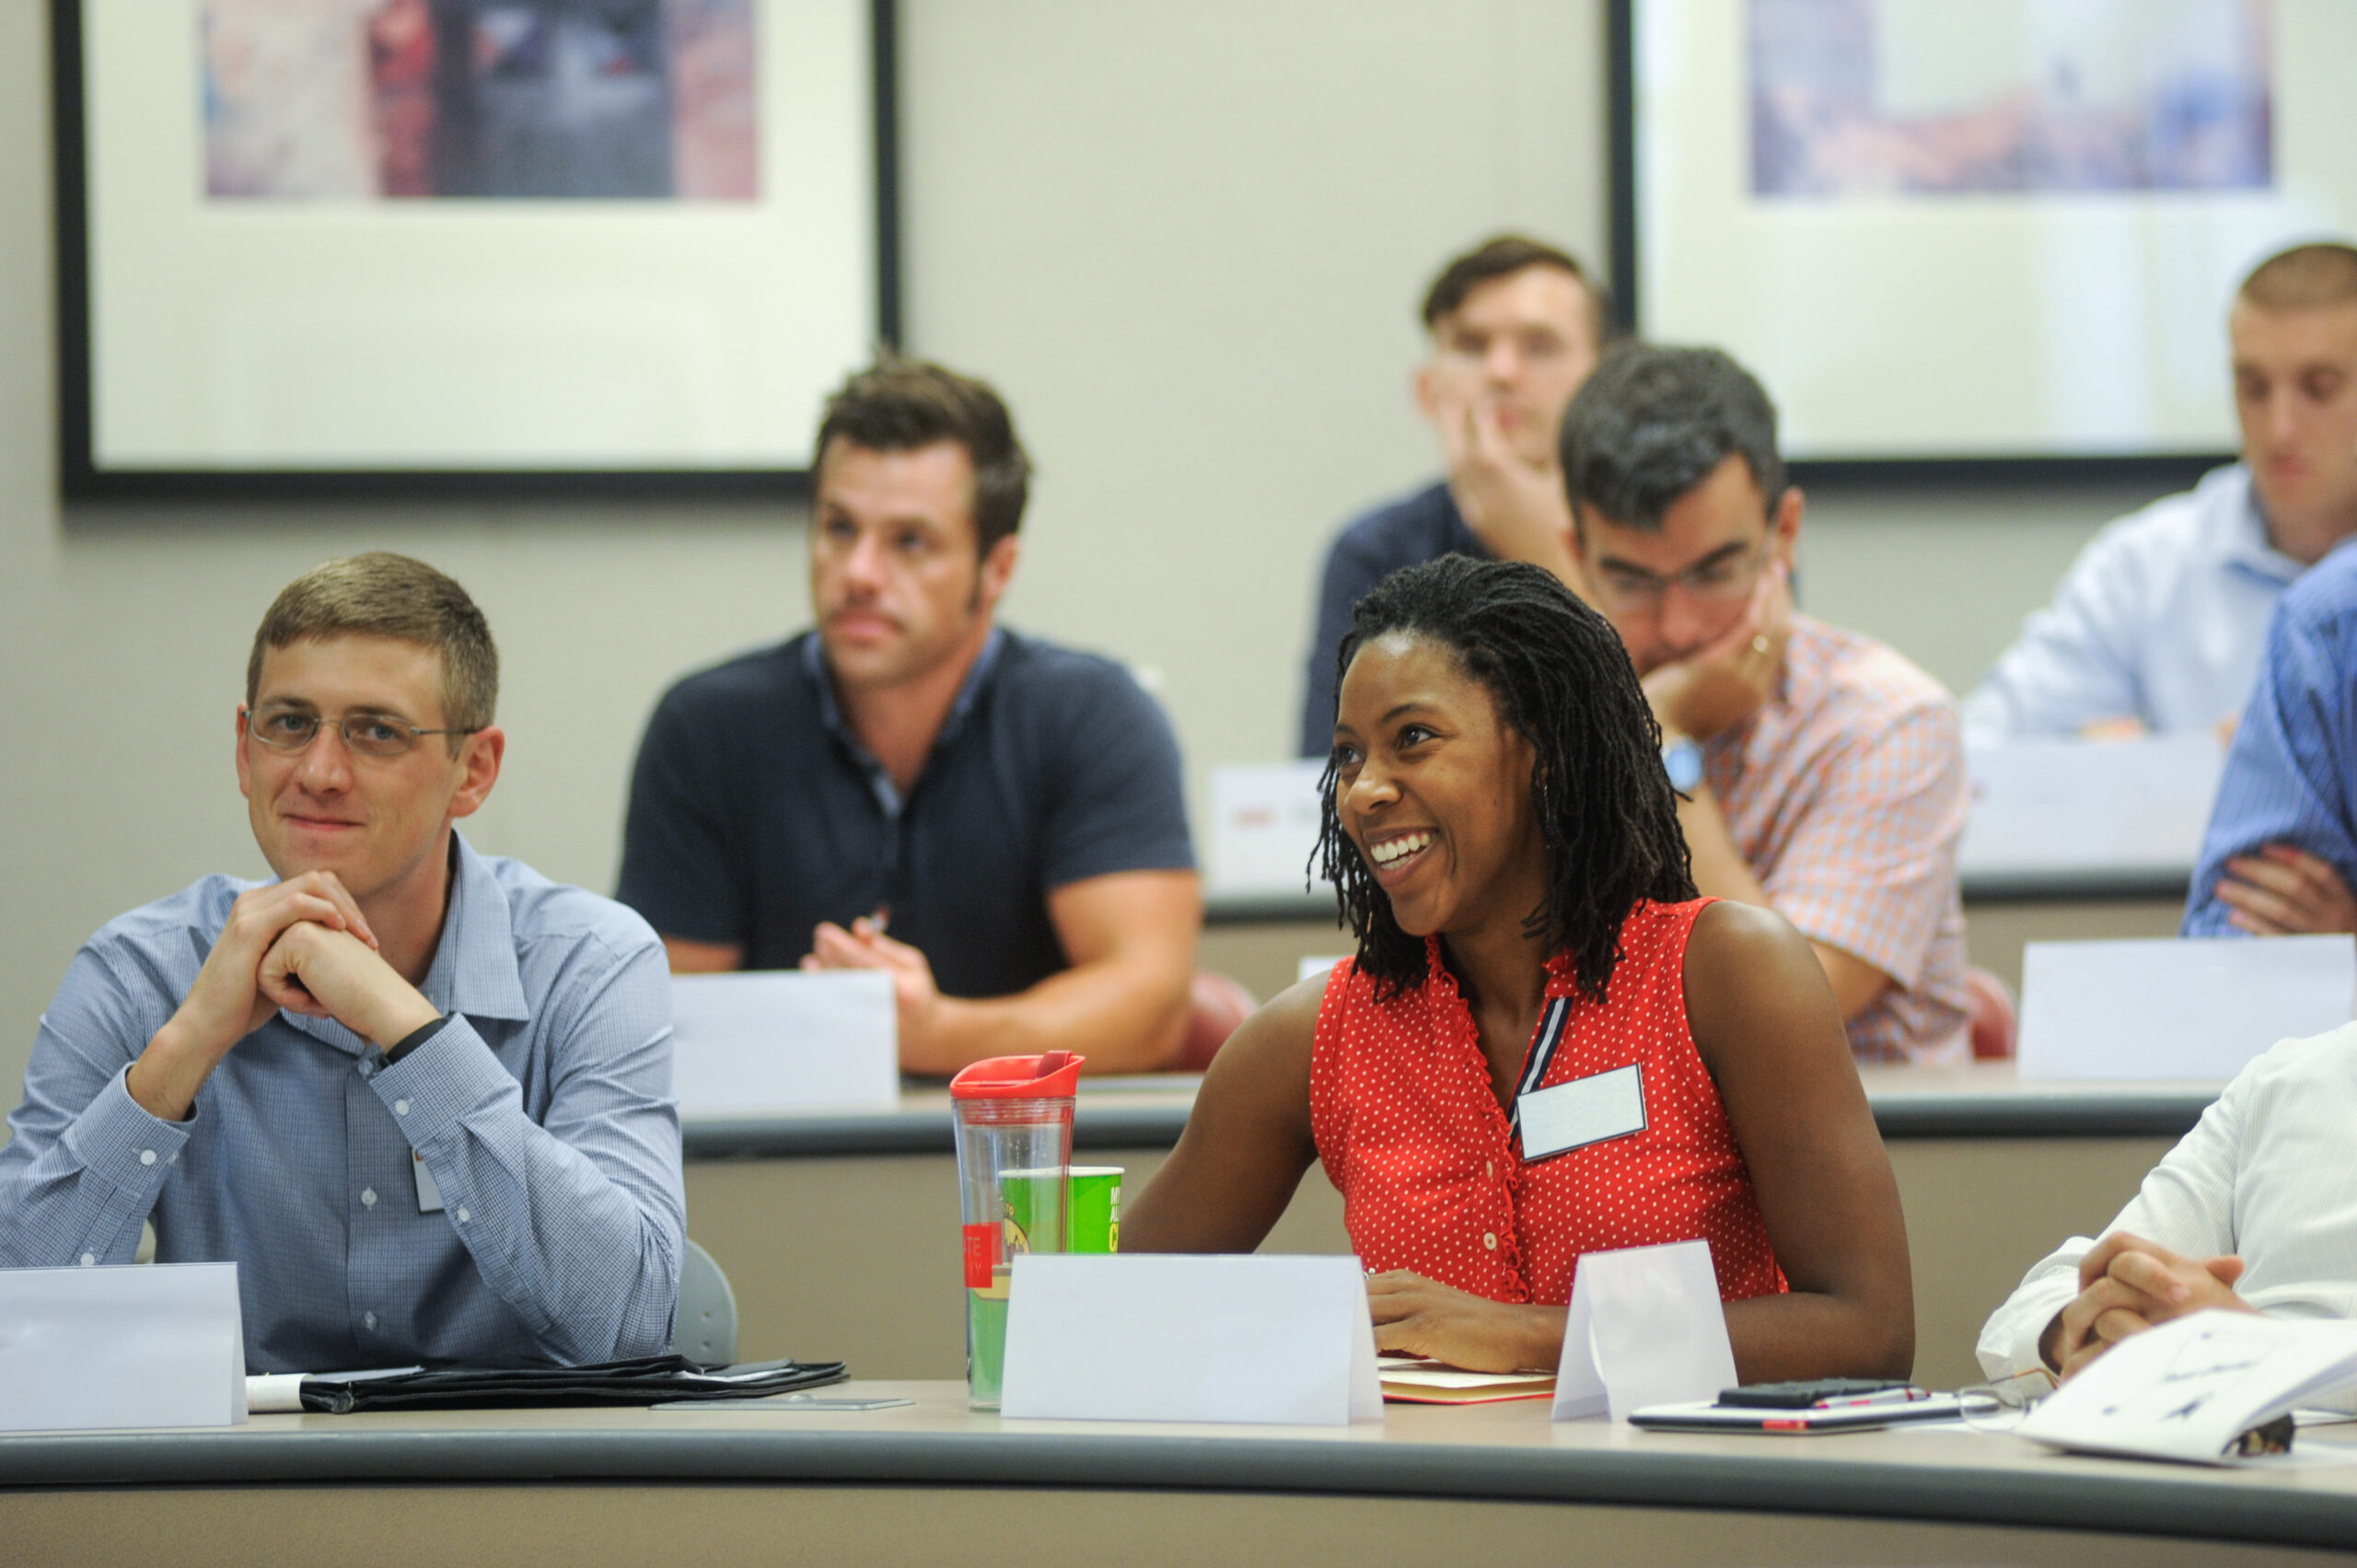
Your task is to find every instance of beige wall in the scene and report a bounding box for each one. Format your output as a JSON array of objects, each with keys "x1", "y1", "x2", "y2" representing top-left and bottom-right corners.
[{"x1": 0, "y1": 1, "x2": 2184, "y2": 1101}]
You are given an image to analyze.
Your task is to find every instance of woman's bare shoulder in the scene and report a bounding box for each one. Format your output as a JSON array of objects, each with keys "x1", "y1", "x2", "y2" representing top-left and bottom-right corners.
[
  {"x1": 1205, "y1": 969, "x2": 1331, "y2": 1087},
  {"x1": 1680, "y1": 900, "x2": 1849, "y2": 1077}
]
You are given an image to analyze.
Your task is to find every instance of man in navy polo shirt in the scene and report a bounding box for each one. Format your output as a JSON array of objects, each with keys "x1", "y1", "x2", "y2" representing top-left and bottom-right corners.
[{"x1": 618, "y1": 359, "x2": 1201, "y2": 1075}]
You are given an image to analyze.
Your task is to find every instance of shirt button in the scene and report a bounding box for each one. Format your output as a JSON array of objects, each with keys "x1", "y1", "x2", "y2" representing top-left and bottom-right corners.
[
  {"x1": 394, "y1": 1098, "x2": 411, "y2": 1117},
  {"x1": 364, "y1": 1311, "x2": 377, "y2": 1330},
  {"x1": 1483, "y1": 1233, "x2": 1498, "y2": 1250},
  {"x1": 361, "y1": 1188, "x2": 377, "y2": 1208},
  {"x1": 455, "y1": 1208, "x2": 470, "y2": 1224},
  {"x1": 139, "y1": 1150, "x2": 157, "y2": 1166},
  {"x1": 79, "y1": 1252, "x2": 96, "y2": 1267}
]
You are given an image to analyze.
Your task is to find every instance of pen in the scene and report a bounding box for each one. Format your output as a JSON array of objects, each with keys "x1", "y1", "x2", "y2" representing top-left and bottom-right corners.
[{"x1": 1812, "y1": 1386, "x2": 1927, "y2": 1411}]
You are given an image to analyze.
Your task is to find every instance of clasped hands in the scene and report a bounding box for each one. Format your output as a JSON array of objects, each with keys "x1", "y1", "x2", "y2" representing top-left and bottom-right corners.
[
  {"x1": 2041, "y1": 1231, "x2": 2253, "y2": 1381},
  {"x1": 131, "y1": 872, "x2": 438, "y2": 1121},
  {"x1": 2215, "y1": 843, "x2": 2357, "y2": 936},
  {"x1": 1642, "y1": 560, "x2": 1793, "y2": 746}
]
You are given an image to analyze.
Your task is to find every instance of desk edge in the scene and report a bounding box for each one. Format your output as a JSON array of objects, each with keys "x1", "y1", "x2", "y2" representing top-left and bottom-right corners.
[{"x1": 1, "y1": 1426, "x2": 2348, "y2": 1550}]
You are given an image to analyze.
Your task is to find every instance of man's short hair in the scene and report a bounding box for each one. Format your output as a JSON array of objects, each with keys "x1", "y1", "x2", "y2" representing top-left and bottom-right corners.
[
  {"x1": 247, "y1": 552, "x2": 498, "y2": 738},
  {"x1": 813, "y1": 357, "x2": 1032, "y2": 555},
  {"x1": 2238, "y1": 241, "x2": 2357, "y2": 313},
  {"x1": 1420, "y1": 235, "x2": 1609, "y2": 343},
  {"x1": 1559, "y1": 344, "x2": 1786, "y2": 532}
]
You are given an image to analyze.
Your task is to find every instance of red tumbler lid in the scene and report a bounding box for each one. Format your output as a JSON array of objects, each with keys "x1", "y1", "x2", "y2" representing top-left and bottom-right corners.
[{"x1": 947, "y1": 1051, "x2": 1086, "y2": 1099}]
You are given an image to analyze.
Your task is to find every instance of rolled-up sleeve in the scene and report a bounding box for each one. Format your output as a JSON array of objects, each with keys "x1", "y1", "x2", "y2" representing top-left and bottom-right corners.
[
  {"x1": 0, "y1": 947, "x2": 192, "y2": 1269},
  {"x1": 369, "y1": 931, "x2": 684, "y2": 1364}
]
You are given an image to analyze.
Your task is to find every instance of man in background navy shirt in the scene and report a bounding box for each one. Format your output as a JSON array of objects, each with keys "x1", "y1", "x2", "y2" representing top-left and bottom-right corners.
[
  {"x1": 1298, "y1": 235, "x2": 1607, "y2": 756},
  {"x1": 618, "y1": 359, "x2": 1201, "y2": 1074}
]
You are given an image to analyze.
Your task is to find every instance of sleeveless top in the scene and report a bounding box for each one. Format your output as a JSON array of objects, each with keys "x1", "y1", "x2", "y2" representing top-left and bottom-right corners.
[{"x1": 1308, "y1": 898, "x2": 1786, "y2": 1307}]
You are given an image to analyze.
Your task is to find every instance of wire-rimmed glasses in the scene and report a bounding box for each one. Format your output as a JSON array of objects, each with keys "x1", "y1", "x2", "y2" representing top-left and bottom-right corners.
[{"x1": 245, "y1": 703, "x2": 481, "y2": 760}]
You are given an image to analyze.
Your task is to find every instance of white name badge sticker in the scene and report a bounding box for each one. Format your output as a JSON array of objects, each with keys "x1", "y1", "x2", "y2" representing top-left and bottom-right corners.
[
  {"x1": 1519, "y1": 1063, "x2": 1645, "y2": 1162},
  {"x1": 412, "y1": 1148, "x2": 445, "y2": 1214}
]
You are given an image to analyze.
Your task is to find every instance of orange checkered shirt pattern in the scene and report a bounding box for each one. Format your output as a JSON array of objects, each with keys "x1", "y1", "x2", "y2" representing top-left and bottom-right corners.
[{"x1": 1702, "y1": 614, "x2": 1971, "y2": 1065}]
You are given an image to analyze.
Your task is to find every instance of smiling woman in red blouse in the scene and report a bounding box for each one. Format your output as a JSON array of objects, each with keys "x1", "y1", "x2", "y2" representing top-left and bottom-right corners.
[{"x1": 1125, "y1": 556, "x2": 1911, "y2": 1379}]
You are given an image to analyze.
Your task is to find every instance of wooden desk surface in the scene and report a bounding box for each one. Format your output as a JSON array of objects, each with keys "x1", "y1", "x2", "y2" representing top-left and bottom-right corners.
[{"x1": 6, "y1": 1382, "x2": 2356, "y2": 1565}]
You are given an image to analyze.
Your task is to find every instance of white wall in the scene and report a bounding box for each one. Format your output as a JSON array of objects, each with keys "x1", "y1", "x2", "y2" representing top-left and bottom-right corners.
[{"x1": 0, "y1": 1, "x2": 2175, "y2": 1106}]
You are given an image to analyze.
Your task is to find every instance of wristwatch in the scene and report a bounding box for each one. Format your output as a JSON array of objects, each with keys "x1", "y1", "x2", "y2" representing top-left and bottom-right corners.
[{"x1": 1661, "y1": 735, "x2": 1704, "y2": 794}]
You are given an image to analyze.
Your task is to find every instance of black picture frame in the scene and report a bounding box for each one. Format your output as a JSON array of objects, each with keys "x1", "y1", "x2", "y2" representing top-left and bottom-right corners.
[
  {"x1": 51, "y1": 0, "x2": 901, "y2": 503},
  {"x1": 1605, "y1": 0, "x2": 2236, "y2": 489}
]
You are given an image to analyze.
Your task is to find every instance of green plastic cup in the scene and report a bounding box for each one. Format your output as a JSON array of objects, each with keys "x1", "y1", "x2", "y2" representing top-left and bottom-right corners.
[{"x1": 1068, "y1": 1166, "x2": 1122, "y2": 1253}]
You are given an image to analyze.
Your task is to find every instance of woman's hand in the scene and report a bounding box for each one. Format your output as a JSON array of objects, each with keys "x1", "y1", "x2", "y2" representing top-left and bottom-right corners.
[{"x1": 1366, "y1": 1270, "x2": 1565, "y2": 1373}]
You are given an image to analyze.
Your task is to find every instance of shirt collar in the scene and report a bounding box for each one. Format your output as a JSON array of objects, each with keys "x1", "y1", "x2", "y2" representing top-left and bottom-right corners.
[
  {"x1": 802, "y1": 627, "x2": 1006, "y2": 815},
  {"x1": 416, "y1": 828, "x2": 532, "y2": 1023},
  {"x1": 274, "y1": 828, "x2": 529, "y2": 1055},
  {"x1": 2219, "y1": 473, "x2": 2305, "y2": 584},
  {"x1": 1418, "y1": 935, "x2": 1585, "y2": 1001}
]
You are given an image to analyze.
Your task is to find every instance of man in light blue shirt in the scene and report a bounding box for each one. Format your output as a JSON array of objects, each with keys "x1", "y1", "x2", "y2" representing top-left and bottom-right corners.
[
  {"x1": 2185, "y1": 544, "x2": 2357, "y2": 937},
  {"x1": 1965, "y1": 242, "x2": 2357, "y2": 742},
  {"x1": 0, "y1": 554, "x2": 683, "y2": 1373}
]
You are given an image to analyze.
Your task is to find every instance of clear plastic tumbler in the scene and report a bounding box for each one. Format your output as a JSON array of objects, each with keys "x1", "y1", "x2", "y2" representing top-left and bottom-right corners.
[{"x1": 949, "y1": 1051, "x2": 1083, "y2": 1410}]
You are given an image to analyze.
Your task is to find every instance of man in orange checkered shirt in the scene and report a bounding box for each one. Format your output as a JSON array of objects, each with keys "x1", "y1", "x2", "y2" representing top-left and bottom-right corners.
[{"x1": 1562, "y1": 345, "x2": 1969, "y2": 1064}]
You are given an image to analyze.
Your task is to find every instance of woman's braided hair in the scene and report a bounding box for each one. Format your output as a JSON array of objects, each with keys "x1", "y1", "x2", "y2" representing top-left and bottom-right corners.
[{"x1": 1313, "y1": 554, "x2": 1697, "y2": 1003}]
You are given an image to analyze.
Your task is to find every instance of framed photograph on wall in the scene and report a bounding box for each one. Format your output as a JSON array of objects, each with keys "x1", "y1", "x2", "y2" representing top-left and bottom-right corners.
[
  {"x1": 53, "y1": 0, "x2": 896, "y2": 498},
  {"x1": 1609, "y1": 0, "x2": 2357, "y2": 476}
]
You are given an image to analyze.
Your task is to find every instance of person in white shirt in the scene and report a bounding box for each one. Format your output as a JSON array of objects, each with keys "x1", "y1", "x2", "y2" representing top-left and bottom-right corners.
[
  {"x1": 1963, "y1": 241, "x2": 2357, "y2": 744},
  {"x1": 1978, "y1": 1025, "x2": 2357, "y2": 1384}
]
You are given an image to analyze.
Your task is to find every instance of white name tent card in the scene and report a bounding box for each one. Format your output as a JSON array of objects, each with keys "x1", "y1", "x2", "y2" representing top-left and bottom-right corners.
[
  {"x1": 1208, "y1": 761, "x2": 1331, "y2": 897},
  {"x1": 0, "y1": 1262, "x2": 246, "y2": 1432},
  {"x1": 668, "y1": 970, "x2": 898, "y2": 1118},
  {"x1": 1958, "y1": 735, "x2": 2223, "y2": 878},
  {"x1": 2020, "y1": 1309, "x2": 2357, "y2": 1465},
  {"x1": 1001, "y1": 1254, "x2": 1382, "y2": 1425},
  {"x1": 2018, "y1": 935, "x2": 2356, "y2": 1082},
  {"x1": 1551, "y1": 1240, "x2": 1736, "y2": 1423}
]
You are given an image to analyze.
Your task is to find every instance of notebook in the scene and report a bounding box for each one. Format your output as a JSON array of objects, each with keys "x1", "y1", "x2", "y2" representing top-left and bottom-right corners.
[{"x1": 1378, "y1": 1356, "x2": 1556, "y2": 1405}]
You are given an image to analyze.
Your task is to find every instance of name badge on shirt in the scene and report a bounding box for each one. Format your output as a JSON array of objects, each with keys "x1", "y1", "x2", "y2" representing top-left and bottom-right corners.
[
  {"x1": 1518, "y1": 1063, "x2": 1647, "y2": 1162},
  {"x1": 412, "y1": 1149, "x2": 446, "y2": 1214}
]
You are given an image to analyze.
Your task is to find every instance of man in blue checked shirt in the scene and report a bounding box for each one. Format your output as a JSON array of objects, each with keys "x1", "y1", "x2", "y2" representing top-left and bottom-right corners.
[
  {"x1": 2185, "y1": 542, "x2": 2357, "y2": 938},
  {"x1": 0, "y1": 553, "x2": 683, "y2": 1373}
]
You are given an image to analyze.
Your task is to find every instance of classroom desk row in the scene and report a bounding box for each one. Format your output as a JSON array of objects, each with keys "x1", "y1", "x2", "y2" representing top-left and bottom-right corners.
[
  {"x1": 7, "y1": 1380, "x2": 2352, "y2": 1566},
  {"x1": 1198, "y1": 880, "x2": 2191, "y2": 1003},
  {"x1": 680, "y1": 1063, "x2": 2214, "y2": 1395}
]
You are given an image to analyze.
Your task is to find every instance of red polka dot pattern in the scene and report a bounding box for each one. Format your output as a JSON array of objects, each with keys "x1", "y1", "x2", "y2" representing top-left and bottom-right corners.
[{"x1": 1308, "y1": 898, "x2": 1787, "y2": 1307}]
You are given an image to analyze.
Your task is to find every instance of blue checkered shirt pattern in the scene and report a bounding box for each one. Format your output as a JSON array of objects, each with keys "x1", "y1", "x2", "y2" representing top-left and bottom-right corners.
[
  {"x1": 2185, "y1": 545, "x2": 2357, "y2": 935},
  {"x1": 0, "y1": 832, "x2": 684, "y2": 1373}
]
